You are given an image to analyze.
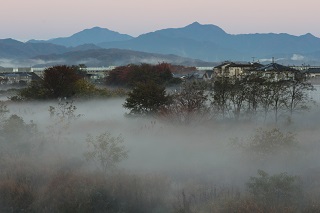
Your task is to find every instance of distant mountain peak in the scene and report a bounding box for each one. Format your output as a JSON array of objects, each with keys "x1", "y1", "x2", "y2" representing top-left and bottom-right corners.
[
  {"x1": 302, "y1": 33, "x2": 315, "y2": 38},
  {"x1": 69, "y1": 26, "x2": 122, "y2": 37},
  {"x1": 0, "y1": 38, "x2": 23, "y2": 45},
  {"x1": 31, "y1": 26, "x2": 133, "y2": 47},
  {"x1": 78, "y1": 26, "x2": 113, "y2": 33},
  {"x1": 90, "y1": 26, "x2": 103, "y2": 29},
  {"x1": 184, "y1": 22, "x2": 226, "y2": 34},
  {"x1": 189, "y1": 21, "x2": 201, "y2": 26}
]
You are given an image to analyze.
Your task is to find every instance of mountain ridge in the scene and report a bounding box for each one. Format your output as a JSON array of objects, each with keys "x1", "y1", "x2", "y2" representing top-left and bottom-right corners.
[
  {"x1": 28, "y1": 27, "x2": 133, "y2": 47},
  {"x1": 31, "y1": 48, "x2": 217, "y2": 67},
  {"x1": 1, "y1": 22, "x2": 320, "y2": 65}
]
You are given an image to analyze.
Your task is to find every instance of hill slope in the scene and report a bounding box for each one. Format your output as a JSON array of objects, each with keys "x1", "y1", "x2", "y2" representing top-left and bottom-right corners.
[
  {"x1": 31, "y1": 48, "x2": 216, "y2": 67},
  {"x1": 28, "y1": 27, "x2": 133, "y2": 47}
]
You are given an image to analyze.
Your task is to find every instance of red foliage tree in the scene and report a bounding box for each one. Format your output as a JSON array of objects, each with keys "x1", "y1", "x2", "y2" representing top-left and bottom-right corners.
[{"x1": 106, "y1": 63, "x2": 173, "y2": 87}]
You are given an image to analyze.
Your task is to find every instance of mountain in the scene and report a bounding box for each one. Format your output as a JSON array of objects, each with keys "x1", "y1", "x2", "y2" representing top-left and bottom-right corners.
[
  {"x1": 28, "y1": 27, "x2": 133, "y2": 47},
  {"x1": 2, "y1": 22, "x2": 320, "y2": 65},
  {"x1": 152, "y1": 22, "x2": 228, "y2": 42},
  {"x1": 98, "y1": 22, "x2": 237, "y2": 61},
  {"x1": 31, "y1": 48, "x2": 217, "y2": 67},
  {"x1": 97, "y1": 22, "x2": 320, "y2": 62},
  {"x1": 0, "y1": 38, "x2": 105, "y2": 59},
  {"x1": 0, "y1": 38, "x2": 68, "y2": 58}
]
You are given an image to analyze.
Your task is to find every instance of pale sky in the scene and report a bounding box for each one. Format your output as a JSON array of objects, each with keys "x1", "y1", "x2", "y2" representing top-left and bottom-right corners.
[{"x1": 1, "y1": 0, "x2": 319, "y2": 41}]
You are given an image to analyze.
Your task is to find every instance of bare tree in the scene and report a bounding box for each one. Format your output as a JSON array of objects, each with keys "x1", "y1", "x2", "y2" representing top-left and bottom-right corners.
[{"x1": 160, "y1": 81, "x2": 211, "y2": 125}]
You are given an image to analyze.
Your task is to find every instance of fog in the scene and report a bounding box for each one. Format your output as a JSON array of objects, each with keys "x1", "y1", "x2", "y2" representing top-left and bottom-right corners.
[
  {"x1": 2, "y1": 97, "x2": 320, "y2": 212},
  {"x1": 0, "y1": 58, "x2": 65, "y2": 68}
]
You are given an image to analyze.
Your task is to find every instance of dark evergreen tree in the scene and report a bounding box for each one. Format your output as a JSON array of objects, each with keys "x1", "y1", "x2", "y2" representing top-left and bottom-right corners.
[{"x1": 123, "y1": 81, "x2": 171, "y2": 116}]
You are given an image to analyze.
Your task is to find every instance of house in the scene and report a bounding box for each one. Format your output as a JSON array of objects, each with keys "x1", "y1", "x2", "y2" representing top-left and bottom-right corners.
[
  {"x1": 184, "y1": 70, "x2": 214, "y2": 81},
  {"x1": 0, "y1": 72, "x2": 40, "y2": 85},
  {"x1": 172, "y1": 73, "x2": 188, "y2": 80},
  {"x1": 214, "y1": 62, "x2": 262, "y2": 78},
  {"x1": 305, "y1": 68, "x2": 320, "y2": 78},
  {"x1": 203, "y1": 70, "x2": 214, "y2": 81},
  {"x1": 253, "y1": 63, "x2": 301, "y2": 81}
]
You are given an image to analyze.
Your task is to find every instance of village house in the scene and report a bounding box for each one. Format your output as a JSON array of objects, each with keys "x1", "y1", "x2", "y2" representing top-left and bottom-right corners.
[
  {"x1": 252, "y1": 63, "x2": 301, "y2": 81},
  {"x1": 305, "y1": 67, "x2": 320, "y2": 78},
  {"x1": 172, "y1": 69, "x2": 214, "y2": 82},
  {"x1": 186, "y1": 70, "x2": 214, "y2": 81},
  {"x1": 0, "y1": 72, "x2": 40, "y2": 85},
  {"x1": 213, "y1": 62, "x2": 262, "y2": 78}
]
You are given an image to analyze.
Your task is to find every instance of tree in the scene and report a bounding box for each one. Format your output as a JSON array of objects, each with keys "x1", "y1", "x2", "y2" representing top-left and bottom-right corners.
[
  {"x1": 84, "y1": 132, "x2": 128, "y2": 172},
  {"x1": 212, "y1": 78, "x2": 232, "y2": 119},
  {"x1": 18, "y1": 80, "x2": 51, "y2": 100},
  {"x1": 123, "y1": 81, "x2": 171, "y2": 116},
  {"x1": 160, "y1": 81, "x2": 211, "y2": 124},
  {"x1": 270, "y1": 81, "x2": 289, "y2": 123},
  {"x1": 17, "y1": 65, "x2": 107, "y2": 100},
  {"x1": 106, "y1": 65, "x2": 132, "y2": 86},
  {"x1": 1, "y1": 114, "x2": 38, "y2": 154},
  {"x1": 43, "y1": 65, "x2": 82, "y2": 98},
  {"x1": 106, "y1": 63, "x2": 174, "y2": 87},
  {"x1": 284, "y1": 80, "x2": 314, "y2": 115},
  {"x1": 242, "y1": 75, "x2": 265, "y2": 118},
  {"x1": 228, "y1": 79, "x2": 247, "y2": 120}
]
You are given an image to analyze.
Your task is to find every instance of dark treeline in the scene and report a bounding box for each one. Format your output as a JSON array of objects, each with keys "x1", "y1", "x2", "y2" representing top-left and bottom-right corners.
[
  {"x1": 211, "y1": 74, "x2": 314, "y2": 122},
  {"x1": 124, "y1": 74, "x2": 314, "y2": 124},
  {"x1": 12, "y1": 63, "x2": 182, "y2": 101},
  {"x1": 4, "y1": 63, "x2": 315, "y2": 124}
]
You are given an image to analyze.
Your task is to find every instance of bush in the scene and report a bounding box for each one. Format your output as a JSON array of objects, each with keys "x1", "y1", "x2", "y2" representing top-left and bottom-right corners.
[
  {"x1": 246, "y1": 170, "x2": 302, "y2": 210},
  {"x1": 0, "y1": 179, "x2": 35, "y2": 212},
  {"x1": 248, "y1": 128, "x2": 298, "y2": 155},
  {"x1": 231, "y1": 128, "x2": 298, "y2": 157},
  {"x1": 84, "y1": 132, "x2": 128, "y2": 172},
  {"x1": 0, "y1": 114, "x2": 39, "y2": 155},
  {"x1": 33, "y1": 171, "x2": 171, "y2": 213}
]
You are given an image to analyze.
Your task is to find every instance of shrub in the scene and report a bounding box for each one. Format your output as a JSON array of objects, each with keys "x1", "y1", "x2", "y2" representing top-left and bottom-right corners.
[
  {"x1": 231, "y1": 127, "x2": 298, "y2": 157},
  {"x1": 0, "y1": 179, "x2": 35, "y2": 212},
  {"x1": 246, "y1": 170, "x2": 302, "y2": 210},
  {"x1": 248, "y1": 128, "x2": 298, "y2": 156},
  {"x1": 84, "y1": 132, "x2": 128, "y2": 172}
]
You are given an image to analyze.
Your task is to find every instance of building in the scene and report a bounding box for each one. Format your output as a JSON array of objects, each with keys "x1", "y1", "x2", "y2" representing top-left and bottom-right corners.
[
  {"x1": 214, "y1": 62, "x2": 262, "y2": 78},
  {"x1": 305, "y1": 68, "x2": 320, "y2": 78},
  {"x1": 0, "y1": 72, "x2": 41, "y2": 85},
  {"x1": 253, "y1": 63, "x2": 301, "y2": 81}
]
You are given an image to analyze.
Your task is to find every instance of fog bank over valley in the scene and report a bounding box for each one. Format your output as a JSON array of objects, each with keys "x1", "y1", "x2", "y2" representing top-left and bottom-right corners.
[
  {"x1": 2, "y1": 95, "x2": 320, "y2": 212},
  {"x1": 5, "y1": 98, "x2": 320, "y2": 176}
]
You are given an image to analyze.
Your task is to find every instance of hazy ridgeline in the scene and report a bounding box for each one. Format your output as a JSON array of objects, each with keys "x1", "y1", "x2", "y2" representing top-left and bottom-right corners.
[{"x1": 1, "y1": 98, "x2": 320, "y2": 212}]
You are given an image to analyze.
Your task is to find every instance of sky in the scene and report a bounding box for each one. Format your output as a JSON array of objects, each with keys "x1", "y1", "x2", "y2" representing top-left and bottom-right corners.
[{"x1": 1, "y1": 0, "x2": 319, "y2": 41}]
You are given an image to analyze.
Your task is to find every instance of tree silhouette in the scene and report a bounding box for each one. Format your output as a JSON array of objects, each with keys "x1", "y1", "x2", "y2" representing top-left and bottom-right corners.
[
  {"x1": 123, "y1": 81, "x2": 171, "y2": 116},
  {"x1": 43, "y1": 65, "x2": 82, "y2": 98}
]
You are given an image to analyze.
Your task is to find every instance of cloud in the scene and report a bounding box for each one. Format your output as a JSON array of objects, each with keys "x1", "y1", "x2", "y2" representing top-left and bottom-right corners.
[
  {"x1": 291, "y1": 54, "x2": 305, "y2": 61},
  {"x1": 258, "y1": 58, "x2": 286, "y2": 63}
]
